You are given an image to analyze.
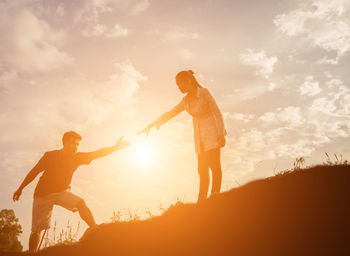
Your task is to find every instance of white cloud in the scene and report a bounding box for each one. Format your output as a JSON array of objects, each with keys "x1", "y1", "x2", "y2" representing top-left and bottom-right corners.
[
  {"x1": 106, "y1": 62, "x2": 148, "y2": 100},
  {"x1": 0, "y1": 62, "x2": 147, "y2": 145},
  {"x1": 177, "y1": 48, "x2": 194, "y2": 60},
  {"x1": 278, "y1": 107, "x2": 305, "y2": 125},
  {"x1": 76, "y1": 0, "x2": 148, "y2": 37},
  {"x1": 299, "y1": 76, "x2": 321, "y2": 96},
  {"x1": 165, "y1": 31, "x2": 199, "y2": 40},
  {"x1": 243, "y1": 75, "x2": 350, "y2": 166},
  {"x1": 274, "y1": 0, "x2": 350, "y2": 61},
  {"x1": 225, "y1": 113, "x2": 255, "y2": 123},
  {"x1": 268, "y1": 83, "x2": 277, "y2": 91},
  {"x1": 240, "y1": 49, "x2": 278, "y2": 78},
  {"x1": 260, "y1": 106, "x2": 304, "y2": 127},
  {"x1": 259, "y1": 112, "x2": 276, "y2": 122},
  {"x1": 0, "y1": 8, "x2": 72, "y2": 73},
  {"x1": 276, "y1": 140, "x2": 316, "y2": 158},
  {"x1": 317, "y1": 56, "x2": 339, "y2": 65},
  {"x1": 310, "y1": 77, "x2": 350, "y2": 118},
  {"x1": 82, "y1": 23, "x2": 130, "y2": 38},
  {"x1": 232, "y1": 85, "x2": 268, "y2": 101},
  {"x1": 83, "y1": 23, "x2": 107, "y2": 36},
  {"x1": 108, "y1": 24, "x2": 130, "y2": 37},
  {"x1": 130, "y1": 0, "x2": 150, "y2": 15}
]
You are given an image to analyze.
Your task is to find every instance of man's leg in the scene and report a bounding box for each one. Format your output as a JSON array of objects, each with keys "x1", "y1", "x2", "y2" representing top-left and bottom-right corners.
[
  {"x1": 209, "y1": 149, "x2": 222, "y2": 196},
  {"x1": 198, "y1": 152, "x2": 210, "y2": 203},
  {"x1": 76, "y1": 200, "x2": 97, "y2": 227},
  {"x1": 29, "y1": 231, "x2": 41, "y2": 252},
  {"x1": 31, "y1": 196, "x2": 53, "y2": 252},
  {"x1": 54, "y1": 192, "x2": 97, "y2": 228}
]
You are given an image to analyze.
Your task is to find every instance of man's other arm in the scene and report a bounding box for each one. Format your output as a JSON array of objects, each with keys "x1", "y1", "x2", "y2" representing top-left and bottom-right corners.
[{"x1": 13, "y1": 153, "x2": 47, "y2": 201}]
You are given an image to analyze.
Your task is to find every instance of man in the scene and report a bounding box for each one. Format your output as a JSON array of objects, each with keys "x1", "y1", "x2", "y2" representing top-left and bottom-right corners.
[{"x1": 13, "y1": 131, "x2": 130, "y2": 252}]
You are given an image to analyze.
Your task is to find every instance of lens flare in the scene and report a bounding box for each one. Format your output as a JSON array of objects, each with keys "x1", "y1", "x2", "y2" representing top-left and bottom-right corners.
[{"x1": 129, "y1": 137, "x2": 156, "y2": 168}]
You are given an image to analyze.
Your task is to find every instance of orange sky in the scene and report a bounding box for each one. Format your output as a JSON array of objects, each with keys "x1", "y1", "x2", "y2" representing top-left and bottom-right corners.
[{"x1": 1, "y1": 0, "x2": 350, "y2": 249}]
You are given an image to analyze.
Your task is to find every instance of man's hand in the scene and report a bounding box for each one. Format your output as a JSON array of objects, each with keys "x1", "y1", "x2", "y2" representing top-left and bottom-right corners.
[
  {"x1": 115, "y1": 136, "x2": 130, "y2": 150},
  {"x1": 13, "y1": 188, "x2": 22, "y2": 202}
]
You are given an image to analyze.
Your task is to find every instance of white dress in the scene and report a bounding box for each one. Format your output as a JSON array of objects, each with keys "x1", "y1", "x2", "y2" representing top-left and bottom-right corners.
[{"x1": 154, "y1": 87, "x2": 226, "y2": 154}]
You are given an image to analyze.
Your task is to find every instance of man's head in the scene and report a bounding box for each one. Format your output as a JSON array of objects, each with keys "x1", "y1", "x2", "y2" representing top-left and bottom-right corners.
[{"x1": 62, "y1": 131, "x2": 82, "y2": 154}]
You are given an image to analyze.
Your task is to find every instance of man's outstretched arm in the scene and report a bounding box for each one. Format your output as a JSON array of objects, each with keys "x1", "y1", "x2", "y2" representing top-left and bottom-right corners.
[
  {"x1": 86, "y1": 136, "x2": 130, "y2": 162},
  {"x1": 13, "y1": 153, "x2": 46, "y2": 201}
]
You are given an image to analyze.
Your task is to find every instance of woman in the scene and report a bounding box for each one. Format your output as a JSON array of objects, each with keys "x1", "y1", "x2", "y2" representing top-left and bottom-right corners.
[{"x1": 138, "y1": 70, "x2": 227, "y2": 202}]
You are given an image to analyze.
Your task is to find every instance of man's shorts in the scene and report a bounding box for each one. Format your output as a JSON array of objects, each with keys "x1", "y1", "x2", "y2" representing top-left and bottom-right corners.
[{"x1": 32, "y1": 191, "x2": 83, "y2": 232}]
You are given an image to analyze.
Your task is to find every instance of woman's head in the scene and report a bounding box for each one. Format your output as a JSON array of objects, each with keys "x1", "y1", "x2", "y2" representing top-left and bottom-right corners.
[{"x1": 175, "y1": 70, "x2": 202, "y2": 93}]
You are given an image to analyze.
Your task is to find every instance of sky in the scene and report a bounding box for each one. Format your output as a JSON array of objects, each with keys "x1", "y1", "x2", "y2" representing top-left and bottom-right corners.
[{"x1": 1, "y1": 0, "x2": 350, "y2": 249}]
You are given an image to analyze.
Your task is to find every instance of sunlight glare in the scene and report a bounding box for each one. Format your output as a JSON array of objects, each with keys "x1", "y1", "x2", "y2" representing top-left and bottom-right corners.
[{"x1": 129, "y1": 137, "x2": 157, "y2": 168}]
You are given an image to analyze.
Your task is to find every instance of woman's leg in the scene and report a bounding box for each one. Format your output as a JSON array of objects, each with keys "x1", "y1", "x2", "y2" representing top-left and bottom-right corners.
[
  {"x1": 197, "y1": 152, "x2": 210, "y2": 202},
  {"x1": 208, "y1": 148, "x2": 222, "y2": 196}
]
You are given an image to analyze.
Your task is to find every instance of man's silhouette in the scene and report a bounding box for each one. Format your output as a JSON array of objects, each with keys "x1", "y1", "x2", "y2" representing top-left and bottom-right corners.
[{"x1": 13, "y1": 131, "x2": 130, "y2": 252}]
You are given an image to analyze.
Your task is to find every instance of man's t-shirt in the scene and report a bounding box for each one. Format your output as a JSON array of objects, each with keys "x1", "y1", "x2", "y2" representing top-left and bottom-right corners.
[{"x1": 33, "y1": 150, "x2": 94, "y2": 198}]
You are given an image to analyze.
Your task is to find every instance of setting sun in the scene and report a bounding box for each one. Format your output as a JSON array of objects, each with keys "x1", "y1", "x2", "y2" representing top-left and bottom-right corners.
[{"x1": 129, "y1": 137, "x2": 157, "y2": 168}]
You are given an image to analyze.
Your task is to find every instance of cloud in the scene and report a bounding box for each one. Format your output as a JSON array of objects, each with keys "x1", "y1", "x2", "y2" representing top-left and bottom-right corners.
[
  {"x1": 130, "y1": 0, "x2": 150, "y2": 15},
  {"x1": 237, "y1": 75, "x2": 350, "y2": 167},
  {"x1": 108, "y1": 24, "x2": 130, "y2": 37},
  {"x1": 317, "y1": 56, "x2": 339, "y2": 65},
  {"x1": 76, "y1": 0, "x2": 148, "y2": 37},
  {"x1": 165, "y1": 31, "x2": 199, "y2": 40},
  {"x1": 82, "y1": 23, "x2": 130, "y2": 38},
  {"x1": 309, "y1": 77, "x2": 350, "y2": 117},
  {"x1": 105, "y1": 62, "x2": 148, "y2": 100},
  {"x1": 224, "y1": 112, "x2": 255, "y2": 123},
  {"x1": 0, "y1": 62, "x2": 147, "y2": 146},
  {"x1": 231, "y1": 84, "x2": 270, "y2": 101},
  {"x1": 240, "y1": 49, "x2": 278, "y2": 78},
  {"x1": 0, "y1": 7, "x2": 72, "y2": 73},
  {"x1": 259, "y1": 106, "x2": 305, "y2": 127},
  {"x1": 299, "y1": 76, "x2": 321, "y2": 96},
  {"x1": 177, "y1": 48, "x2": 195, "y2": 60},
  {"x1": 274, "y1": 0, "x2": 350, "y2": 62}
]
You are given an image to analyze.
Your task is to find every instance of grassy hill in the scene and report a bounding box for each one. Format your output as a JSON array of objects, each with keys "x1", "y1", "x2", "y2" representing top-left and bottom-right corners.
[{"x1": 8, "y1": 164, "x2": 350, "y2": 255}]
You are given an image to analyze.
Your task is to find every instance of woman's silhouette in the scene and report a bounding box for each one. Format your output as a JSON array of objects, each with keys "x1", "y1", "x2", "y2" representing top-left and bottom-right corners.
[{"x1": 138, "y1": 70, "x2": 227, "y2": 202}]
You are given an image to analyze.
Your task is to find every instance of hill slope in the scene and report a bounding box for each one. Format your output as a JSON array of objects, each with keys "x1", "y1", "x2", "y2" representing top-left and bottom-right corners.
[{"x1": 16, "y1": 165, "x2": 350, "y2": 255}]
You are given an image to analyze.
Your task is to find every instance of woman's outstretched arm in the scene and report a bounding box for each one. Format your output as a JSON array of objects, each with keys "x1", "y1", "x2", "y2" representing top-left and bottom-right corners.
[{"x1": 138, "y1": 99, "x2": 185, "y2": 136}]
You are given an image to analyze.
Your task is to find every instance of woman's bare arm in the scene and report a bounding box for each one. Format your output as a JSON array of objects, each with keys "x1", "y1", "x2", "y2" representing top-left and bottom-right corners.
[{"x1": 138, "y1": 100, "x2": 185, "y2": 136}]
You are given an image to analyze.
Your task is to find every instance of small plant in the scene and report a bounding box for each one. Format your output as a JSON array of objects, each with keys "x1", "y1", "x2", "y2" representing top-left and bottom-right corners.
[
  {"x1": 274, "y1": 156, "x2": 306, "y2": 177},
  {"x1": 109, "y1": 199, "x2": 184, "y2": 224},
  {"x1": 324, "y1": 152, "x2": 348, "y2": 166},
  {"x1": 293, "y1": 157, "x2": 305, "y2": 170},
  {"x1": 42, "y1": 220, "x2": 81, "y2": 248},
  {"x1": 109, "y1": 209, "x2": 141, "y2": 223},
  {"x1": 109, "y1": 210, "x2": 123, "y2": 223}
]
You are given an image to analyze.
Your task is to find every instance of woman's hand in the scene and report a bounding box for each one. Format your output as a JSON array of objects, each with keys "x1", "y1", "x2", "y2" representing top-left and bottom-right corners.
[
  {"x1": 218, "y1": 134, "x2": 226, "y2": 147},
  {"x1": 137, "y1": 123, "x2": 155, "y2": 136}
]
